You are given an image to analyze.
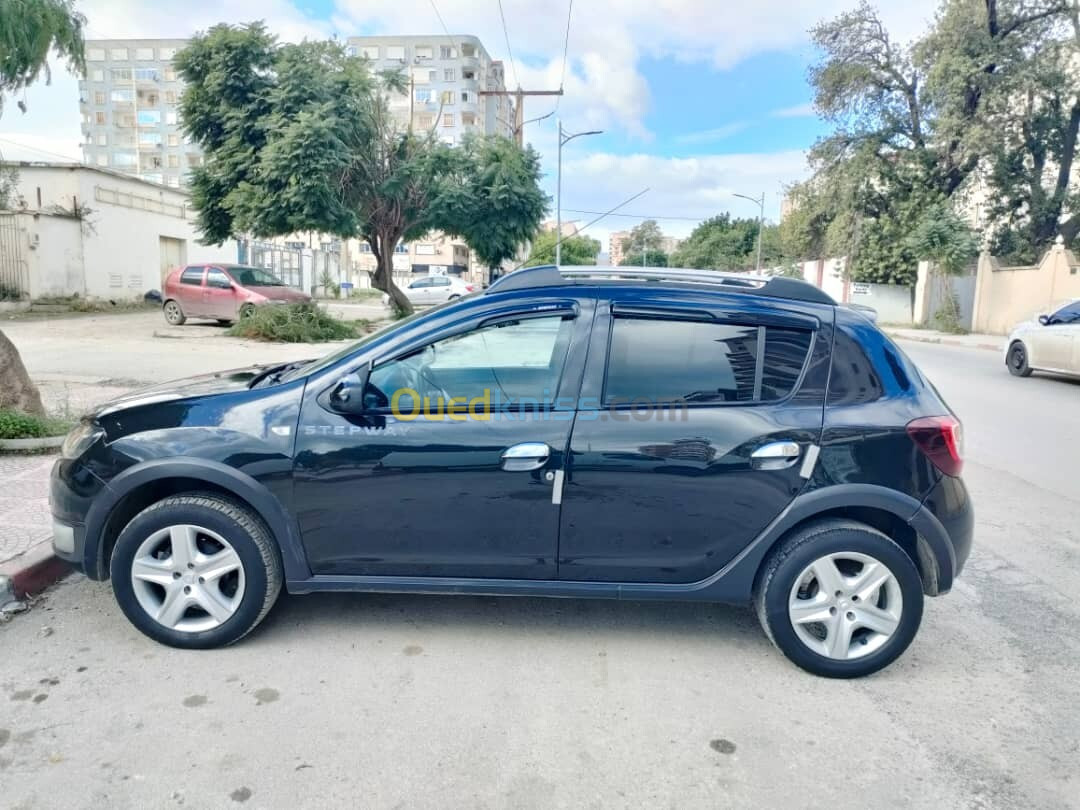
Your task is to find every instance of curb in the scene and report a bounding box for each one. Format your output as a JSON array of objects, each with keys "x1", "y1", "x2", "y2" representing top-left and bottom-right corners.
[
  {"x1": 0, "y1": 540, "x2": 71, "y2": 600},
  {"x1": 0, "y1": 435, "x2": 66, "y2": 453},
  {"x1": 885, "y1": 332, "x2": 1003, "y2": 352}
]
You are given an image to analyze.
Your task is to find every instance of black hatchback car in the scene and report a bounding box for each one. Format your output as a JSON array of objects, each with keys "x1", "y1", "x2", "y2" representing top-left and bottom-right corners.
[{"x1": 50, "y1": 266, "x2": 972, "y2": 677}]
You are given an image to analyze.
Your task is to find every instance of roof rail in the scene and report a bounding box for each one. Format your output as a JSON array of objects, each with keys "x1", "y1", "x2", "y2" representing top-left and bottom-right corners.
[{"x1": 485, "y1": 265, "x2": 835, "y2": 305}]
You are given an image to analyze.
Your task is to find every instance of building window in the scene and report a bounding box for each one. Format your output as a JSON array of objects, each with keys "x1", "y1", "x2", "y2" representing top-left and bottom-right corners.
[
  {"x1": 134, "y1": 68, "x2": 158, "y2": 81},
  {"x1": 461, "y1": 112, "x2": 476, "y2": 126},
  {"x1": 165, "y1": 90, "x2": 177, "y2": 104},
  {"x1": 110, "y1": 48, "x2": 129, "y2": 60},
  {"x1": 386, "y1": 45, "x2": 405, "y2": 60},
  {"x1": 96, "y1": 133, "x2": 107, "y2": 146},
  {"x1": 114, "y1": 152, "x2": 137, "y2": 167},
  {"x1": 461, "y1": 44, "x2": 476, "y2": 57},
  {"x1": 415, "y1": 46, "x2": 433, "y2": 60},
  {"x1": 416, "y1": 113, "x2": 433, "y2": 128},
  {"x1": 360, "y1": 45, "x2": 379, "y2": 59},
  {"x1": 167, "y1": 154, "x2": 180, "y2": 168},
  {"x1": 460, "y1": 91, "x2": 472, "y2": 103},
  {"x1": 110, "y1": 68, "x2": 132, "y2": 81},
  {"x1": 444, "y1": 68, "x2": 455, "y2": 81},
  {"x1": 110, "y1": 88, "x2": 133, "y2": 103},
  {"x1": 90, "y1": 68, "x2": 105, "y2": 81},
  {"x1": 87, "y1": 48, "x2": 105, "y2": 61},
  {"x1": 411, "y1": 67, "x2": 430, "y2": 84},
  {"x1": 415, "y1": 244, "x2": 436, "y2": 255},
  {"x1": 135, "y1": 47, "x2": 155, "y2": 60},
  {"x1": 462, "y1": 68, "x2": 476, "y2": 80},
  {"x1": 415, "y1": 88, "x2": 433, "y2": 103},
  {"x1": 165, "y1": 111, "x2": 178, "y2": 125},
  {"x1": 95, "y1": 154, "x2": 108, "y2": 166},
  {"x1": 160, "y1": 47, "x2": 177, "y2": 59},
  {"x1": 137, "y1": 110, "x2": 161, "y2": 125},
  {"x1": 188, "y1": 154, "x2": 203, "y2": 167},
  {"x1": 167, "y1": 133, "x2": 179, "y2": 147},
  {"x1": 394, "y1": 242, "x2": 409, "y2": 254},
  {"x1": 442, "y1": 113, "x2": 454, "y2": 127},
  {"x1": 441, "y1": 90, "x2": 455, "y2": 105},
  {"x1": 139, "y1": 132, "x2": 162, "y2": 146},
  {"x1": 95, "y1": 111, "x2": 106, "y2": 125},
  {"x1": 163, "y1": 67, "x2": 176, "y2": 81},
  {"x1": 440, "y1": 45, "x2": 457, "y2": 59},
  {"x1": 94, "y1": 90, "x2": 105, "y2": 105},
  {"x1": 167, "y1": 176, "x2": 180, "y2": 188}
]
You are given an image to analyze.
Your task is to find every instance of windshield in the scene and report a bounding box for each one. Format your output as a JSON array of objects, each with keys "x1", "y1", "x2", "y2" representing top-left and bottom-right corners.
[{"x1": 228, "y1": 266, "x2": 286, "y2": 287}]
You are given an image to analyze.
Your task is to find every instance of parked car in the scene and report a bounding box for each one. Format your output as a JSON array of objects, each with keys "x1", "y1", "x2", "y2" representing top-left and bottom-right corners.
[
  {"x1": 51, "y1": 265, "x2": 972, "y2": 678},
  {"x1": 381, "y1": 274, "x2": 476, "y2": 307},
  {"x1": 162, "y1": 264, "x2": 311, "y2": 325},
  {"x1": 1006, "y1": 298, "x2": 1080, "y2": 378}
]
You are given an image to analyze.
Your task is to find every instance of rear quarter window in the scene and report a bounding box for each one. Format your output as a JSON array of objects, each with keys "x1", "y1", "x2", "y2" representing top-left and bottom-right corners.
[{"x1": 179, "y1": 267, "x2": 204, "y2": 286}]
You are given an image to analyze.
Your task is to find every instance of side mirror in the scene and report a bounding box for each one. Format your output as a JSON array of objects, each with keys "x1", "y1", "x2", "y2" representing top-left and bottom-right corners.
[
  {"x1": 1039, "y1": 314, "x2": 1051, "y2": 326},
  {"x1": 324, "y1": 365, "x2": 371, "y2": 415}
]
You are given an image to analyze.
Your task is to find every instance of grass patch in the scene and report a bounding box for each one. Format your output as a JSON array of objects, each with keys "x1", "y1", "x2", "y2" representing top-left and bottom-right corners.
[
  {"x1": 226, "y1": 302, "x2": 359, "y2": 343},
  {"x1": 0, "y1": 409, "x2": 74, "y2": 440},
  {"x1": 347, "y1": 287, "x2": 384, "y2": 300}
]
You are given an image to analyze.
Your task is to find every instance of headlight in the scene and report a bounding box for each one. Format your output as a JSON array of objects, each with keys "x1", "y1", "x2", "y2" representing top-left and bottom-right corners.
[{"x1": 61, "y1": 422, "x2": 105, "y2": 459}]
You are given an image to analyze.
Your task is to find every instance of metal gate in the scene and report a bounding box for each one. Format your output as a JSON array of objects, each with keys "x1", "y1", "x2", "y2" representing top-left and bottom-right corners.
[{"x1": 0, "y1": 213, "x2": 28, "y2": 299}]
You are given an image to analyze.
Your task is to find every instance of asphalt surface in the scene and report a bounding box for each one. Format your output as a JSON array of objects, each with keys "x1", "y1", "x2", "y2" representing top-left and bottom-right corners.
[{"x1": 2, "y1": 340, "x2": 1078, "y2": 809}]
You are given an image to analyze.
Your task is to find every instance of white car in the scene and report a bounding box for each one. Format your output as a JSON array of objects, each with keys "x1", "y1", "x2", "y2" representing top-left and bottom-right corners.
[
  {"x1": 382, "y1": 275, "x2": 476, "y2": 307},
  {"x1": 1005, "y1": 298, "x2": 1080, "y2": 378}
]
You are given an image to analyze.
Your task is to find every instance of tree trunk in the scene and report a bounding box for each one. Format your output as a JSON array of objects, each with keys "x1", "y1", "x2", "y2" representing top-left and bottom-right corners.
[
  {"x1": 370, "y1": 234, "x2": 414, "y2": 316},
  {"x1": 0, "y1": 329, "x2": 46, "y2": 416}
]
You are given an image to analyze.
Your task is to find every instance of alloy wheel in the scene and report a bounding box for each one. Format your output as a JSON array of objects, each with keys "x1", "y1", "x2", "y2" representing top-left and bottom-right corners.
[
  {"x1": 164, "y1": 301, "x2": 183, "y2": 324},
  {"x1": 787, "y1": 551, "x2": 903, "y2": 660},
  {"x1": 129, "y1": 524, "x2": 246, "y2": 633},
  {"x1": 1011, "y1": 345, "x2": 1025, "y2": 370}
]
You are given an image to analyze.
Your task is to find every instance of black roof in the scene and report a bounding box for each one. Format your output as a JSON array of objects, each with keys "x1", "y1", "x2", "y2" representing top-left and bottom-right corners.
[{"x1": 485, "y1": 265, "x2": 835, "y2": 305}]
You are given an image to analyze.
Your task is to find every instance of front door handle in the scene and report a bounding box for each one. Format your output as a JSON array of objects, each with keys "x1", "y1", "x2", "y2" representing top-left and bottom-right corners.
[
  {"x1": 501, "y1": 442, "x2": 550, "y2": 472},
  {"x1": 750, "y1": 441, "x2": 801, "y2": 470}
]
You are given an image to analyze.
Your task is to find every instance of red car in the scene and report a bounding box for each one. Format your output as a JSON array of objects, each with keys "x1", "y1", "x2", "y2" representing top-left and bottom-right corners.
[{"x1": 162, "y1": 264, "x2": 312, "y2": 325}]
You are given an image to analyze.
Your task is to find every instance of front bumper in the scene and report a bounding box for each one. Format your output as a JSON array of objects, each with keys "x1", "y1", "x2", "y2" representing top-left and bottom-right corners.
[{"x1": 49, "y1": 459, "x2": 106, "y2": 576}]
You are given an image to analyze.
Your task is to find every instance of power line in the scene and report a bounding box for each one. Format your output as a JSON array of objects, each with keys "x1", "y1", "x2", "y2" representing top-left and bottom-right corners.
[
  {"x1": 0, "y1": 137, "x2": 82, "y2": 164},
  {"x1": 497, "y1": 0, "x2": 521, "y2": 90},
  {"x1": 555, "y1": 0, "x2": 574, "y2": 113},
  {"x1": 428, "y1": 0, "x2": 453, "y2": 40},
  {"x1": 561, "y1": 208, "x2": 714, "y2": 222}
]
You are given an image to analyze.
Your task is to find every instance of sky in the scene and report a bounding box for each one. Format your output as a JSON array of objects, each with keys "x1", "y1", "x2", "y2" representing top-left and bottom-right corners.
[{"x1": 0, "y1": 0, "x2": 941, "y2": 253}]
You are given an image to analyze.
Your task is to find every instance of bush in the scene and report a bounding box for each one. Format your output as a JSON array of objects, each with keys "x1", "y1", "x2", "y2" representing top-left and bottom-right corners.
[
  {"x1": 0, "y1": 409, "x2": 72, "y2": 440},
  {"x1": 226, "y1": 302, "x2": 358, "y2": 343}
]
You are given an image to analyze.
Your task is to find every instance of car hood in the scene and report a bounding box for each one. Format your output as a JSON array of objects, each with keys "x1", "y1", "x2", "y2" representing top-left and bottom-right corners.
[
  {"x1": 92, "y1": 365, "x2": 278, "y2": 418},
  {"x1": 250, "y1": 286, "x2": 311, "y2": 302}
]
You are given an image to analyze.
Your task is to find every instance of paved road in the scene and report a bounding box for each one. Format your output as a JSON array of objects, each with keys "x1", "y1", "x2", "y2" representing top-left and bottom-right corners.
[{"x1": 2, "y1": 340, "x2": 1078, "y2": 809}]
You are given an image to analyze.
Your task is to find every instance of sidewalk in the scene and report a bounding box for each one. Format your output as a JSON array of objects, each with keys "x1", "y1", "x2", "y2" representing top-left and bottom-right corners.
[
  {"x1": 0, "y1": 454, "x2": 67, "y2": 603},
  {"x1": 883, "y1": 327, "x2": 1005, "y2": 352}
]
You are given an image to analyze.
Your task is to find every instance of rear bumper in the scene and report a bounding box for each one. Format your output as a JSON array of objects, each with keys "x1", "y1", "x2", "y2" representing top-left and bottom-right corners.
[{"x1": 911, "y1": 474, "x2": 974, "y2": 595}]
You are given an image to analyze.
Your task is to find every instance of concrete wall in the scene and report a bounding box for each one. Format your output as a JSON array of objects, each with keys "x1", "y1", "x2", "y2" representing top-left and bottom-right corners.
[
  {"x1": 972, "y1": 240, "x2": 1080, "y2": 335},
  {"x1": 849, "y1": 282, "x2": 913, "y2": 323},
  {"x1": 6, "y1": 162, "x2": 237, "y2": 300}
]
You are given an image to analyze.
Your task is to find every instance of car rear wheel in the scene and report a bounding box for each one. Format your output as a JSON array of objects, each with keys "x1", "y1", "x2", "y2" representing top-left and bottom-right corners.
[
  {"x1": 163, "y1": 300, "x2": 186, "y2": 325},
  {"x1": 755, "y1": 520, "x2": 923, "y2": 678},
  {"x1": 1007, "y1": 341, "x2": 1032, "y2": 377},
  {"x1": 110, "y1": 494, "x2": 283, "y2": 649}
]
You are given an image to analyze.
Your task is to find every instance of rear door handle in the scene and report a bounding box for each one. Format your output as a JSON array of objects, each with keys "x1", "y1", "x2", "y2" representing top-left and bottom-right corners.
[
  {"x1": 501, "y1": 442, "x2": 550, "y2": 472},
  {"x1": 750, "y1": 441, "x2": 801, "y2": 470}
]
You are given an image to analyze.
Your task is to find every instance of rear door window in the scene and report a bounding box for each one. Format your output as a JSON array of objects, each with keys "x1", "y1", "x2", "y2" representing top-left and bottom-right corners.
[
  {"x1": 180, "y1": 267, "x2": 204, "y2": 286},
  {"x1": 604, "y1": 317, "x2": 813, "y2": 406}
]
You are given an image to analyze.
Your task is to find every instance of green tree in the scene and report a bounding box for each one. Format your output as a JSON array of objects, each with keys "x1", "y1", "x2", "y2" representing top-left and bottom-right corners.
[
  {"x1": 523, "y1": 231, "x2": 600, "y2": 266},
  {"x1": 0, "y1": 0, "x2": 85, "y2": 416},
  {"x1": 177, "y1": 23, "x2": 546, "y2": 315},
  {"x1": 618, "y1": 220, "x2": 665, "y2": 265},
  {"x1": 0, "y1": 0, "x2": 85, "y2": 114},
  {"x1": 671, "y1": 214, "x2": 782, "y2": 271}
]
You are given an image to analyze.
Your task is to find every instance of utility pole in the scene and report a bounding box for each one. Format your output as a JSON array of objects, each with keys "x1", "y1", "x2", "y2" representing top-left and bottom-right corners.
[
  {"x1": 642, "y1": 234, "x2": 647, "y2": 269},
  {"x1": 556, "y1": 119, "x2": 603, "y2": 265},
  {"x1": 733, "y1": 191, "x2": 766, "y2": 272},
  {"x1": 480, "y1": 87, "x2": 565, "y2": 147}
]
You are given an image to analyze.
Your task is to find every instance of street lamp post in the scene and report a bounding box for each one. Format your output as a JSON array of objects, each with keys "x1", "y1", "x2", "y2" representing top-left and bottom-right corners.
[
  {"x1": 556, "y1": 119, "x2": 603, "y2": 266},
  {"x1": 733, "y1": 191, "x2": 766, "y2": 272}
]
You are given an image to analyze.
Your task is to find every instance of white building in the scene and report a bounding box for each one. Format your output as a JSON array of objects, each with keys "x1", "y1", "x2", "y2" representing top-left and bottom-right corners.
[{"x1": 0, "y1": 162, "x2": 237, "y2": 300}]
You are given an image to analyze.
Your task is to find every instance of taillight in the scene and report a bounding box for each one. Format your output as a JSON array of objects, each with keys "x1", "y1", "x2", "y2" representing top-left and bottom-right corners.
[{"x1": 906, "y1": 416, "x2": 963, "y2": 477}]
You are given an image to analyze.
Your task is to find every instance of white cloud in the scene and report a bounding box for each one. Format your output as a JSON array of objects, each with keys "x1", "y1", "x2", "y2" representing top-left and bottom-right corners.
[
  {"x1": 675, "y1": 122, "x2": 750, "y2": 145},
  {"x1": 771, "y1": 102, "x2": 815, "y2": 118}
]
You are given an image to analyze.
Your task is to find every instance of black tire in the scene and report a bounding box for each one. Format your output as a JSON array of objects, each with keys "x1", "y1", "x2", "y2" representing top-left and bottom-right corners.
[
  {"x1": 110, "y1": 494, "x2": 283, "y2": 649},
  {"x1": 216, "y1": 319, "x2": 234, "y2": 326},
  {"x1": 163, "y1": 299, "x2": 186, "y2": 325},
  {"x1": 1007, "y1": 341, "x2": 1033, "y2": 377},
  {"x1": 448, "y1": 294, "x2": 461, "y2": 300},
  {"x1": 754, "y1": 519, "x2": 924, "y2": 678}
]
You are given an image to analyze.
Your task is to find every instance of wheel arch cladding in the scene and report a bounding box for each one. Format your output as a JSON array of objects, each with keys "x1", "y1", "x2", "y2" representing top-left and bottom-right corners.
[{"x1": 83, "y1": 458, "x2": 309, "y2": 582}]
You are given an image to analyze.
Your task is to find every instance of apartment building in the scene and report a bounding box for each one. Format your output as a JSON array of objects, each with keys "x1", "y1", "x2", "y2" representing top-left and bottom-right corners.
[
  {"x1": 79, "y1": 40, "x2": 199, "y2": 188},
  {"x1": 344, "y1": 35, "x2": 515, "y2": 143}
]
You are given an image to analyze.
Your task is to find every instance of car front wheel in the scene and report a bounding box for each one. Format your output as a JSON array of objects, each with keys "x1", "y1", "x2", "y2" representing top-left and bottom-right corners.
[
  {"x1": 1007, "y1": 341, "x2": 1032, "y2": 377},
  {"x1": 110, "y1": 494, "x2": 283, "y2": 649},
  {"x1": 755, "y1": 520, "x2": 923, "y2": 678}
]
